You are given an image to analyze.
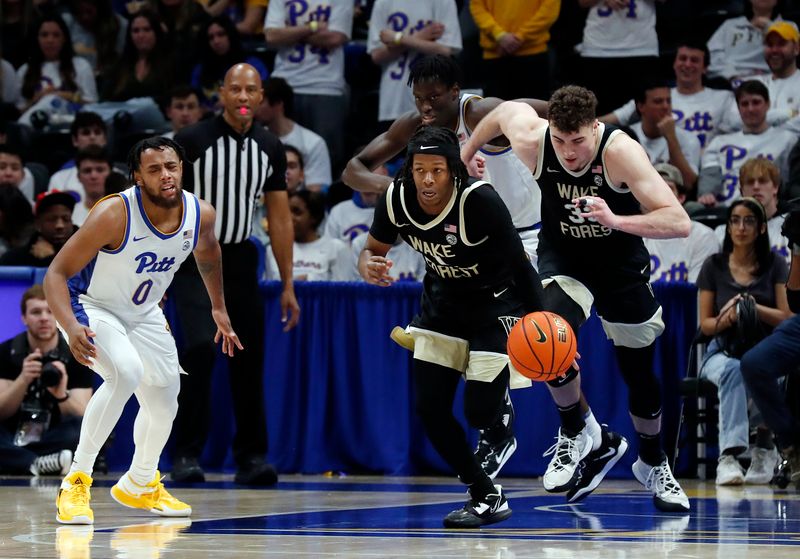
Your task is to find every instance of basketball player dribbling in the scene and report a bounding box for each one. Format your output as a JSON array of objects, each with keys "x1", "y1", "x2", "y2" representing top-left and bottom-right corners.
[
  {"x1": 359, "y1": 126, "x2": 544, "y2": 528},
  {"x1": 44, "y1": 137, "x2": 242, "y2": 525},
  {"x1": 343, "y1": 54, "x2": 548, "y2": 479},
  {"x1": 462, "y1": 85, "x2": 692, "y2": 513}
]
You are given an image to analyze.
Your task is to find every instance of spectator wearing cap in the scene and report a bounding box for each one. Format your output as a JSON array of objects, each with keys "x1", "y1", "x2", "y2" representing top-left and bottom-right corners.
[
  {"x1": 753, "y1": 21, "x2": 800, "y2": 132},
  {"x1": 0, "y1": 190, "x2": 76, "y2": 267},
  {"x1": 643, "y1": 163, "x2": 720, "y2": 283}
]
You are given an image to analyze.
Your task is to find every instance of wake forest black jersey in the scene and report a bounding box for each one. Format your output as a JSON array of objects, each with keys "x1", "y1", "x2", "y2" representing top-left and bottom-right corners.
[
  {"x1": 370, "y1": 178, "x2": 529, "y2": 296},
  {"x1": 532, "y1": 123, "x2": 648, "y2": 263}
]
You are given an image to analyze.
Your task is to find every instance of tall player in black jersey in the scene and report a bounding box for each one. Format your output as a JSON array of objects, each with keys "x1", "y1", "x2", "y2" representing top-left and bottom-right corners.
[
  {"x1": 359, "y1": 126, "x2": 544, "y2": 528},
  {"x1": 462, "y1": 86, "x2": 692, "y2": 513}
]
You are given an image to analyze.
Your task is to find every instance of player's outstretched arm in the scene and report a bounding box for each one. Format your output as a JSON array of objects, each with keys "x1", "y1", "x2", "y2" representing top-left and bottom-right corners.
[
  {"x1": 358, "y1": 234, "x2": 395, "y2": 287},
  {"x1": 193, "y1": 200, "x2": 244, "y2": 356},
  {"x1": 342, "y1": 112, "x2": 419, "y2": 193},
  {"x1": 461, "y1": 101, "x2": 546, "y2": 173},
  {"x1": 598, "y1": 134, "x2": 692, "y2": 239},
  {"x1": 43, "y1": 197, "x2": 127, "y2": 365}
]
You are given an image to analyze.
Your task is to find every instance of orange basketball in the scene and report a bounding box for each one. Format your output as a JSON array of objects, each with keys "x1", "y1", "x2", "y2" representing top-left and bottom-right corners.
[{"x1": 507, "y1": 311, "x2": 577, "y2": 382}]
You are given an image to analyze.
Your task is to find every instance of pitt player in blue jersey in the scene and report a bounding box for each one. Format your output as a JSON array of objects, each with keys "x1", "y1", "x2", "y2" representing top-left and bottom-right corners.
[{"x1": 44, "y1": 137, "x2": 242, "y2": 525}]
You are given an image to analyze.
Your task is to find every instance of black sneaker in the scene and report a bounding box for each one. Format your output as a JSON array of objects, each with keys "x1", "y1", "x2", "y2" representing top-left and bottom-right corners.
[
  {"x1": 443, "y1": 484, "x2": 512, "y2": 528},
  {"x1": 170, "y1": 457, "x2": 206, "y2": 483},
  {"x1": 234, "y1": 458, "x2": 278, "y2": 486},
  {"x1": 475, "y1": 391, "x2": 516, "y2": 479},
  {"x1": 566, "y1": 428, "x2": 628, "y2": 503},
  {"x1": 773, "y1": 445, "x2": 800, "y2": 488}
]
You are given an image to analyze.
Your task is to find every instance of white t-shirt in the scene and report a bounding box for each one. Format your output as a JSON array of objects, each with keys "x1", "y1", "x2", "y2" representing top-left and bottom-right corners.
[
  {"x1": 579, "y1": 0, "x2": 657, "y2": 58},
  {"x1": 48, "y1": 166, "x2": 86, "y2": 203},
  {"x1": 265, "y1": 0, "x2": 354, "y2": 96},
  {"x1": 701, "y1": 127, "x2": 797, "y2": 205},
  {"x1": 614, "y1": 87, "x2": 740, "y2": 149},
  {"x1": 15, "y1": 57, "x2": 98, "y2": 109},
  {"x1": 279, "y1": 122, "x2": 332, "y2": 186},
  {"x1": 707, "y1": 16, "x2": 772, "y2": 80},
  {"x1": 70, "y1": 202, "x2": 92, "y2": 227},
  {"x1": 714, "y1": 213, "x2": 791, "y2": 266},
  {"x1": 349, "y1": 231, "x2": 426, "y2": 282},
  {"x1": 324, "y1": 198, "x2": 376, "y2": 244},
  {"x1": 645, "y1": 221, "x2": 720, "y2": 283},
  {"x1": 367, "y1": 0, "x2": 462, "y2": 121},
  {"x1": 630, "y1": 121, "x2": 701, "y2": 173},
  {"x1": 266, "y1": 236, "x2": 351, "y2": 281},
  {"x1": 753, "y1": 72, "x2": 800, "y2": 132},
  {"x1": 1, "y1": 58, "x2": 19, "y2": 104}
]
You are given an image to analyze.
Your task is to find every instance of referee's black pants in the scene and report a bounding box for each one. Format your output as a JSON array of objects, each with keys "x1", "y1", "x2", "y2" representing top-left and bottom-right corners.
[{"x1": 170, "y1": 240, "x2": 268, "y2": 467}]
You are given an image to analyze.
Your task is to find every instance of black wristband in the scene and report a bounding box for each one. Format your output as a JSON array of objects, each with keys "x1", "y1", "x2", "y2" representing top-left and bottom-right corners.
[{"x1": 53, "y1": 390, "x2": 70, "y2": 403}]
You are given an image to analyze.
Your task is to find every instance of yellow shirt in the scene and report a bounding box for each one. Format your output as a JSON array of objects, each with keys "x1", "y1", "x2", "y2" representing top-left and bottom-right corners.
[{"x1": 470, "y1": 0, "x2": 561, "y2": 59}]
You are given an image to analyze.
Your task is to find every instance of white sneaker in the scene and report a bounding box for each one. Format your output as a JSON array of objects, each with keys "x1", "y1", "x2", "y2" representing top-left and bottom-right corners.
[
  {"x1": 542, "y1": 428, "x2": 593, "y2": 492},
  {"x1": 716, "y1": 454, "x2": 745, "y2": 486},
  {"x1": 745, "y1": 447, "x2": 778, "y2": 484},
  {"x1": 30, "y1": 449, "x2": 72, "y2": 476},
  {"x1": 632, "y1": 457, "x2": 690, "y2": 512}
]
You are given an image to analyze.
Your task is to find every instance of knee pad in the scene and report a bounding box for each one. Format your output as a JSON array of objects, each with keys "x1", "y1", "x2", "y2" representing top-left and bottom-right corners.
[
  {"x1": 542, "y1": 279, "x2": 589, "y2": 333},
  {"x1": 615, "y1": 345, "x2": 662, "y2": 419}
]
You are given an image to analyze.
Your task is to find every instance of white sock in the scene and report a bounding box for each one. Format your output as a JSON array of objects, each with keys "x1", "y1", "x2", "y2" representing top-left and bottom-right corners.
[
  {"x1": 121, "y1": 470, "x2": 155, "y2": 491},
  {"x1": 584, "y1": 409, "x2": 603, "y2": 451}
]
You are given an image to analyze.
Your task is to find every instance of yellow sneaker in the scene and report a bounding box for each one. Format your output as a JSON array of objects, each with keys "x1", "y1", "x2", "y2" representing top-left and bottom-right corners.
[
  {"x1": 110, "y1": 471, "x2": 192, "y2": 517},
  {"x1": 55, "y1": 525, "x2": 94, "y2": 559},
  {"x1": 390, "y1": 326, "x2": 415, "y2": 351},
  {"x1": 56, "y1": 472, "x2": 94, "y2": 525}
]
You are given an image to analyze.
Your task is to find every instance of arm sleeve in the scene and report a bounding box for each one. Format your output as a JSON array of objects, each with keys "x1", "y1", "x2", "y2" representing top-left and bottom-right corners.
[
  {"x1": 707, "y1": 23, "x2": 736, "y2": 80},
  {"x1": 264, "y1": 0, "x2": 285, "y2": 29}
]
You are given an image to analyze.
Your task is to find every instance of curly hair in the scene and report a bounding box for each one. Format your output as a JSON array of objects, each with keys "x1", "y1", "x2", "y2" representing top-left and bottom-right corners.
[
  {"x1": 127, "y1": 136, "x2": 186, "y2": 183},
  {"x1": 547, "y1": 85, "x2": 598, "y2": 133}
]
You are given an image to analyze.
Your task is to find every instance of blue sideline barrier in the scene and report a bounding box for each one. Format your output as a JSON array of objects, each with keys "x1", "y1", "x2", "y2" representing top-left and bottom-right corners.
[{"x1": 0, "y1": 270, "x2": 697, "y2": 478}]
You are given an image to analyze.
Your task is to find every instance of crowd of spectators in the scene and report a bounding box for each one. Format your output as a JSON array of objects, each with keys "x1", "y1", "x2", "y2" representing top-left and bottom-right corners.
[{"x1": 0, "y1": 0, "x2": 799, "y2": 483}]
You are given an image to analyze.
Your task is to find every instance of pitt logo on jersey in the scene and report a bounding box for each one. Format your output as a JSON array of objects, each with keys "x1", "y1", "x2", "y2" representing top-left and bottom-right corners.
[{"x1": 135, "y1": 252, "x2": 176, "y2": 274}]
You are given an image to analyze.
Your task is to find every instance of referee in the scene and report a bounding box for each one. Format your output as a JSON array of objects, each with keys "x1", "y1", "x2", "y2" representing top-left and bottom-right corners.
[{"x1": 170, "y1": 63, "x2": 300, "y2": 485}]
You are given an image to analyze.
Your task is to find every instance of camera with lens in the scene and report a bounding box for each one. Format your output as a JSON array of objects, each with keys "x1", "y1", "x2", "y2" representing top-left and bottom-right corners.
[{"x1": 38, "y1": 351, "x2": 64, "y2": 388}]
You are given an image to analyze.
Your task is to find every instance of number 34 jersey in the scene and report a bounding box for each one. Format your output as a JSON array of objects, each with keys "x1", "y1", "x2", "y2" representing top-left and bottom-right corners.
[{"x1": 68, "y1": 185, "x2": 201, "y2": 320}]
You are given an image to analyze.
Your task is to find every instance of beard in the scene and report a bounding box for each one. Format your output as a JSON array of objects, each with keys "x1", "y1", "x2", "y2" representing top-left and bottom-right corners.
[{"x1": 143, "y1": 186, "x2": 183, "y2": 209}]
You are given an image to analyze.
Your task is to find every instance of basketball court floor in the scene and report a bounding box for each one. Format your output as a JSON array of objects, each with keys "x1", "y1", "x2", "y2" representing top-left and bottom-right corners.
[{"x1": 1, "y1": 474, "x2": 798, "y2": 558}]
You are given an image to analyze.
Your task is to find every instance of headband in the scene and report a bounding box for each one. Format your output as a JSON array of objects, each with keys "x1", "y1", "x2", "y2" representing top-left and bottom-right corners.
[
  {"x1": 407, "y1": 141, "x2": 461, "y2": 159},
  {"x1": 737, "y1": 196, "x2": 767, "y2": 221}
]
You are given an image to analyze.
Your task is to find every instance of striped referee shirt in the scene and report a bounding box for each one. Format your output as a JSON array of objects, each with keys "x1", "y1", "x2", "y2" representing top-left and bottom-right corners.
[{"x1": 175, "y1": 115, "x2": 287, "y2": 244}]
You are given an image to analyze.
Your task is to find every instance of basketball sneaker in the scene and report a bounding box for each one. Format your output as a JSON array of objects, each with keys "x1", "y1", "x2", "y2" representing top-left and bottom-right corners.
[
  {"x1": 390, "y1": 326, "x2": 414, "y2": 351},
  {"x1": 31, "y1": 449, "x2": 72, "y2": 476},
  {"x1": 111, "y1": 471, "x2": 192, "y2": 517},
  {"x1": 566, "y1": 427, "x2": 628, "y2": 503},
  {"x1": 632, "y1": 457, "x2": 690, "y2": 512},
  {"x1": 745, "y1": 447, "x2": 779, "y2": 485},
  {"x1": 442, "y1": 484, "x2": 512, "y2": 528},
  {"x1": 773, "y1": 445, "x2": 800, "y2": 488},
  {"x1": 56, "y1": 471, "x2": 94, "y2": 525},
  {"x1": 475, "y1": 391, "x2": 517, "y2": 479},
  {"x1": 542, "y1": 427, "x2": 593, "y2": 492}
]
